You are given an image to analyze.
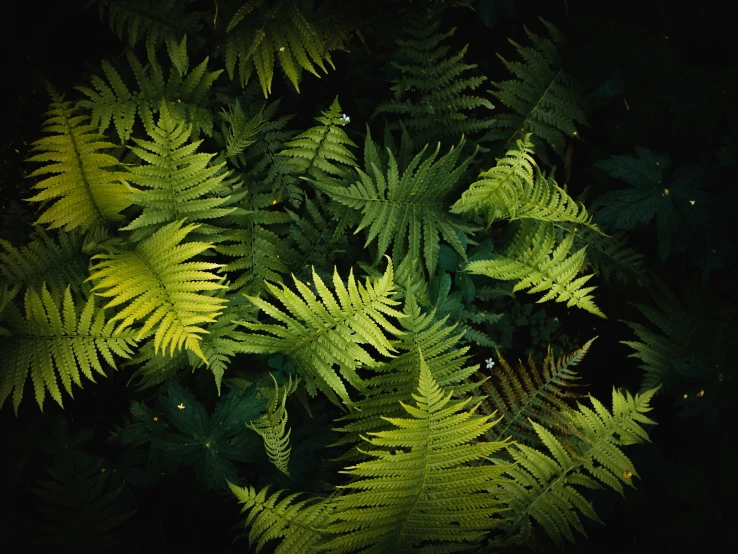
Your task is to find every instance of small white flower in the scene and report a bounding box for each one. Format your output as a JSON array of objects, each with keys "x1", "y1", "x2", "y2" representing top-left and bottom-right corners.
[
  {"x1": 339, "y1": 113, "x2": 350, "y2": 123},
  {"x1": 486, "y1": 358, "x2": 495, "y2": 370}
]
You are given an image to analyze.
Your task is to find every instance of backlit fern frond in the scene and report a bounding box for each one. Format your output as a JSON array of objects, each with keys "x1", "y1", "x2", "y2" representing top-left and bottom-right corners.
[
  {"x1": 371, "y1": 6, "x2": 495, "y2": 146},
  {"x1": 120, "y1": 101, "x2": 245, "y2": 241},
  {"x1": 229, "y1": 484, "x2": 334, "y2": 554},
  {"x1": 317, "y1": 349, "x2": 511, "y2": 553},
  {"x1": 310, "y1": 132, "x2": 478, "y2": 277},
  {"x1": 451, "y1": 134, "x2": 599, "y2": 230},
  {"x1": 465, "y1": 219, "x2": 605, "y2": 317},
  {"x1": 221, "y1": 98, "x2": 267, "y2": 158},
  {"x1": 248, "y1": 374, "x2": 298, "y2": 475},
  {"x1": 491, "y1": 386, "x2": 658, "y2": 546},
  {"x1": 473, "y1": 339, "x2": 592, "y2": 446},
  {"x1": 76, "y1": 49, "x2": 222, "y2": 143},
  {"x1": 0, "y1": 284, "x2": 137, "y2": 414},
  {"x1": 26, "y1": 87, "x2": 133, "y2": 232},
  {"x1": 237, "y1": 258, "x2": 405, "y2": 407},
  {"x1": 485, "y1": 18, "x2": 586, "y2": 158},
  {"x1": 282, "y1": 97, "x2": 357, "y2": 179},
  {"x1": 87, "y1": 219, "x2": 228, "y2": 363}
]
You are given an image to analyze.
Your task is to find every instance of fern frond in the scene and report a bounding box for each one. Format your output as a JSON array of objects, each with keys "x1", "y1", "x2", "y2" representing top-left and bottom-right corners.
[
  {"x1": 221, "y1": 98, "x2": 267, "y2": 158},
  {"x1": 282, "y1": 97, "x2": 357, "y2": 179},
  {"x1": 317, "y1": 349, "x2": 511, "y2": 553},
  {"x1": 473, "y1": 339, "x2": 592, "y2": 446},
  {"x1": 492, "y1": 386, "x2": 658, "y2": 546},
  {"x1": 0, "y1": 228, "x2": 91, "y2": 300},
  {"x1": 86, "y1": 219, "x2": 228, "y2": 363},
  {"x1": 310, "y1": 132, "x2": 478, "y2": 276},
  {"x1": 229, "y1": 483, "x2": 333, "y2": 554},
  {"x1": 485, "y1": 18, "x2": 586, "y2": 157},
  {"x1": 248, "y1": 374, "x2": 297, "y2": 476},
  {"x1": 26, "y1": 88, "x2": 132, "y2": 232},
  {"x1": 0, "y1": 284, "x2": 137, "y2": 414},
  {"x1": 237, "y1": 258, "x2": 405, "y2": 407},
  {"x1": 465, "y1": 220, "x2": 605, "y2": 317},
  {"x1": 120, "y1": 101, "x2": 244, "y2": 241},
  {"x1": 451, "y1": 134, "x2": 599, "y2": 230},
  {"x1": 76, "y1": 49, "x2": 222, "y2": 143},
  {"x1": 371, "y1": 7, "x2": 495, "y2": 146}
]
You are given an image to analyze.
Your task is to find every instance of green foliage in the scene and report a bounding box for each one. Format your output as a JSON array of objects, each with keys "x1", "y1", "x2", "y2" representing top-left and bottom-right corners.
[
  {"x1": 451, "y1": 134, "x2": 599, "y2": 230},
  {"x1": 474, "y1": 338, "x2": 592, "y2": 447},
  {"x1": 0, "y1": 284, "x2": 137, "y2": 414},
  {"x1": 594, "y1": 146, "x2": 711, "y2": 261},
  {"x1": 221, "y1": 98, "x2": 267, "y2": 158},
  {"x1": 465, "y1": 219, "x2": 605, "y2": 317},
  {"x1": 26, "y1": 87, "x2": 133, "y2": 232},
  {"x1": 311, "y1": 131, "x2": 478, "y2": 276},
  {"x1": 121, "y1": 101, "x2": 245, "y2": 241},
  {"x1": 491, "y1": 386, "x2": 658, "y2": 546},
  {"x1": 120, "y1": 379, "x2": 267, "y2": 490},
  {"x1": 87, "y1": 219, "x2": 228, "y2": 363},
  {"x1": 237, "y1": 258, "x2": 405, "y2": 407},
  {"x1": 76, "y1": 49, "x2": 222, "y2": 143},
  {"x1": 317, "y1": 350, "x2": 512, "y2": 553},
  {"x1": 372, "y1": 6, "x2": 496, "y2": 146},
  {"x1": 485, "y1": 18, "x2": 586, "y2": 158}
]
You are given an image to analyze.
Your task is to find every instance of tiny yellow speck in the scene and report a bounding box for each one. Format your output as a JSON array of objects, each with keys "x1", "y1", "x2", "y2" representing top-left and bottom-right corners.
[
  {"x1": 178, "y1": 403, "x2": 186, "y2": 409},
  {"x1": 622, "y1": 470, "x2": 632, "y2": 479},
  {"x1": 683, "y1": 394, "x2": 688, "y2": 399},
  {"x1": 154, "y1": 416, "x2": 159, "y2": 421},
  {"x1": 697, "y1": 389, "x2": 704, "y2": 397},
  {"x1": 663, "y1": 188, "x2": 669, "y2": 195},
  {"x1": 279, "y1": 46, "x2": 285, "y2": 52},
  {"x1": 689, "y1": 200, "x2": 695, "y2": 205},
  {"x1": 272, "y1": 199, "x2": 277, "y2": 204}
]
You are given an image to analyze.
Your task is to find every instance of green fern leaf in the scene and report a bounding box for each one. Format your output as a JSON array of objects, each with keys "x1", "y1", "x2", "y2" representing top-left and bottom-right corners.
[
  {"x1": 221, "y1": 98, "x2": 267, "y2": 158},
  {"x1": 310, "y1": 131, "x2": 478, "y2": 276},
  {"x1": 248, "y1": 374, "x2": 297, "y2": 476},
  {"x1": 317, "y1": 348, "x2": 511, "y2": 553},
  {"x1": 237, "y1": 258, "x2": 405, "y2": 407},
  {"x1": 86, "y1": 219, "x2": 228, "y2": 363},
  {"x1": 465, "y1": 220, "x2": 605, "y2": 317},
  {"x1": 0, "y1": 284, "x2": 137, "y2": 414},
  {"x1": 485, "y1": 18, "x2": 587, "y2": 158},
  {"x1": 26, "y1": 87, "x2": 133, "y2": 232}
]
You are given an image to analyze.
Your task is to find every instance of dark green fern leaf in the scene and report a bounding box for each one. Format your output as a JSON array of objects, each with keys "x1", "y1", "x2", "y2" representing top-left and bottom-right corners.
[
  {"x1": 221, "y1": 98, "x2": 267, "y2": 158},
  {"x1": 0, "y1": 284, "x2": 137, "y2": 414},
  {"x1": 485, "y1": 18, "x2": 586, "y2": 158},
  {"x1": 26, "y1": 87, "x2": 133, "y2": 232}
]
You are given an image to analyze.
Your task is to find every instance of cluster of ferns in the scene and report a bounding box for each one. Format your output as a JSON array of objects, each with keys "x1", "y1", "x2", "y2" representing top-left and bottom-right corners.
[{"x1": 2, "y1": 1, "x2": 687, "y2": 552}]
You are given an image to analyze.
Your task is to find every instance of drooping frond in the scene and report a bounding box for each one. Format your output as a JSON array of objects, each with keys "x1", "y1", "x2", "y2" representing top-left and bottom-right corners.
[
  {"x1": 465, "y1": 220, "x2": 605, "y2": 317},
  {"x1": 237, "y1": 258, "x2": 405, "y2": 407},
  {"x1": 0, "y1": 228, "x2": 91, "y2": 301},
  {"x1": 281, "y1": 97, "x2": 357, "y2": 179},
  {"x1": 472, "y1": 339, "x2": 592, "y2": 447},
  {"x1": 485, "y1": 18, "x2": 586, "y2": 158},
  {"x1": 451, "y1": 134, "x2": 599, "y2": 230},
  {"x1": 25, "y1": 88, "x2": 133, "y2": 232},
  {"x1": 491, "y1": 386, "x2": 658, "y2": 547},
  {"x1": 229, "y1": 484, "x2": 334, "y2": 554},
  {"x1": 88, "y1": 0, "x2": 204, "y2": 67},
  {"x1": 120, "y1": 101, "x2": 245, "y2": 241},
  {"x1": 86, "y1": 219, "x2": 228, "y2": 363},
  {"x1": 76, "y1": 49, "x2": 222, "y2": 143},
  {"x1": 331, "y1": 293, "x2": 480, "y2": 460},
  {"x1": 310, "y1": 132, "x2": 478, "y2": 276},
  {"x1": 224, "y1": 0, "x2": 349, "y2": 96},
  {"x1": 371, "y1": 6, "x2": 495, "y2": 146},
  {"x1": 120, "y1": 379, "x2": 267, "y2": 489},
  {"x1": 248, "y1": 374, "x2": 298, "y2": 475},
  {"x1": 0, "y1": 284, "x2": 137, "y2": 414},
  {"x1": 317, "y1": 349, "x2": 511, "y2": 553}
]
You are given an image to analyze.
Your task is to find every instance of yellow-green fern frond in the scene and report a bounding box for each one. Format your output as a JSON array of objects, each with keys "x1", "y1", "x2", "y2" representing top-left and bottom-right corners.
[
  {"x1": 465, "y1": 220, "x2": 605, "y2": 317},
  {"x1": 485, "y1": 18, "x2": 587, "y2": 158},
  {"x1": 451, "y1": 134, "x2": 599, "y2": 230},
  {"x1": 229, "y1": 483, "x2": 334, "y2": 554},
  {"x1": 237, "y1": 258, "x2": 405, "y2": 407},
  {"x1": 0, "y1": 284, "x2": 137, "y2": 414},
  {"x1": 491, "y1": 386, "x2": 658, "y2": 546},
  {"x1": 317, "y1": 349, "x2": 511, "y2": 553},
  {"x1": 121, "y1": 101, "x2": 245, "y2": 241},
  {"x1": 310, "y1": 132, "x2": 478, "y2": 276},
  {"x1": 248, "y1": 374, "x2": 298, "y2": 475},
  {"x1": 221, "y1": 99, "x2": 267, "y2": 158},
  {"x1": 282, "y1": 97, "x2": 357, "y2": 178},
  {"x1": 87, "y1": 219, "x2": 228, "y2": 363},
  {"x1": 26, "y1": 88, "x2": 133, "y2": 232}
]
